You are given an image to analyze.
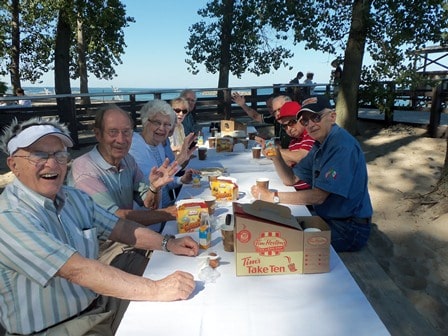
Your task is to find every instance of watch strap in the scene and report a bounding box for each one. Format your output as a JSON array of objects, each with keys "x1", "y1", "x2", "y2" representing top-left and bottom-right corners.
[{"x1": 161, "y1": 234, "x2": 175, "y2": 252}]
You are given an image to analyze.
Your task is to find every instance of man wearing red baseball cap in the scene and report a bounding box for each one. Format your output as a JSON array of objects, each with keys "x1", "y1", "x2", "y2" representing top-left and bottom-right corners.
[
  {"x1": 267, "y1": 101, "x2": 315, "y2": 190},
  {"x1": 252, "y1": 95, "x2": 373, "y2": 252}
]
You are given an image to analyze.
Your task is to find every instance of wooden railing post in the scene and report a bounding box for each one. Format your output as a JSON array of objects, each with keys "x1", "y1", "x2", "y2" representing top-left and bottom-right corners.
[
  {"x1": 129, "y1": 94, "x2": 137, "y2": 127},
  {"x1": 57, "y1": 96, "x2": 79, "y2": 148}
]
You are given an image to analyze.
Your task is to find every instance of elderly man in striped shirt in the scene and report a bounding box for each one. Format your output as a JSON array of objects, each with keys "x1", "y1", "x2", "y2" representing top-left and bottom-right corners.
[{"x1": 0, "y1": 117, "x2": 198, "y2": 335}]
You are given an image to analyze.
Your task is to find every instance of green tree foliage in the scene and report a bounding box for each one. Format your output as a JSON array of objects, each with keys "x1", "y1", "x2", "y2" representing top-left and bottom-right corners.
[
  {"x1": 186, "y1": 0, "x2": 293, "y2": 82},
  {"x1": 0, "y1": 0, "x2": 133, "y2": 92},
  {"x1": 70, "y1": 0, "x2": 134, "y2": 82},
  {"x1": 189, "y1": 0, "x2": 447, "y2": 132},
  {"x1": 0, "y1": 0, "x2": 56, "y2": 89}
]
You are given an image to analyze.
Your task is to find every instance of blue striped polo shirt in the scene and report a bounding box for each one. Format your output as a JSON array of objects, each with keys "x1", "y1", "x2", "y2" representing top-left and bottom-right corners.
[{"x1": 0, "y1": 179, "x2": 118, "y2": 334}]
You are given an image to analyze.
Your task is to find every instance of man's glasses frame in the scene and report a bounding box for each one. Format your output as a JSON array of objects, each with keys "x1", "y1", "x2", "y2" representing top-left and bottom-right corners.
[
  {"x1": 104, "y1": 129, "x2": 133, "y2": 138},
  {"x1": 13, "y1": 151, "x2": 71, "y2": 165}
]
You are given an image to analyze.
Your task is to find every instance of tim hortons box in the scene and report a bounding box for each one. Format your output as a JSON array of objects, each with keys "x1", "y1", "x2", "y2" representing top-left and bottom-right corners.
[
  {"x1": 210, "y1": 176, "x2": 239, "y2": 201},
  {"x1": 176, "y1": 199, "x2": 208, "y2": 233},
  {"x1": 216, "y1": 136, "x2": 234, "y2": 152},
  {"x1": 233, "y1": 201, "x2": 331, "y2": 276},
  {"x1": 220, "y1": 120, "x2": 247, "y2": 136}
]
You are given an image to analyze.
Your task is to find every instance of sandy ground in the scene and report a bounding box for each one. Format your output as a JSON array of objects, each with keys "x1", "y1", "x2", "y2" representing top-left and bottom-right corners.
[{"x1": 0, "y1": 121, "x2": 447, "y2": 334}]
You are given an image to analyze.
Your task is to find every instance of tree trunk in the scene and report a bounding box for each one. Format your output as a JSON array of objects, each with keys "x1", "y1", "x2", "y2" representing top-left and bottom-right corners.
[
  {"x1": 217, "y1": 0, "x2": 234, "y2": 118},
  {"x1": 10, "y1": 0, "x2": 20, "y2": 91},
  {"x1": 54, "y1": 5, "x2": 74, "y2": 127},
  {"x1": 336, "y1": 0, "x2": 372, "y2": 135},
  {"x1": 77, "y1": 14, "x2": 91, "y2": 105}
]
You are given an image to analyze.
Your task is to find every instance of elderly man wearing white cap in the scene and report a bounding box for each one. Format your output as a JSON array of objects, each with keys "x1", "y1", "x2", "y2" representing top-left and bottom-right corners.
[
  {"x1": 251, "y1": 96, "x2": 373, "y2": 253},
  {"x1": 0, "y1": 117, "x2": 198, "y2": 335}
]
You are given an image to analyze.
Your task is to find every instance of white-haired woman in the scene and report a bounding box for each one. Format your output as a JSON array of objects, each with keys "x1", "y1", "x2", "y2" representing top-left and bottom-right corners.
[{"x1": 129, "y1": 99, "x2": 196, "y2": 207}]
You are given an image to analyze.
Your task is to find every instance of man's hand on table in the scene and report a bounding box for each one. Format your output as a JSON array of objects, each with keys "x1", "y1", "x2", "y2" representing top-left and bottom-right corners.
[
  {"x1": 154, "y1": 271, "x2": 196, "y2": 301},
  {"x1": 167, "y1": 235, "x2": 199, "y2": 257}
]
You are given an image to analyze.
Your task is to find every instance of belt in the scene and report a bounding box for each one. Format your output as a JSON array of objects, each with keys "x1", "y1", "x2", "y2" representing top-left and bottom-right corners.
[{"x1": 334, "y1": 217, "x2": 371, "y2": 225}]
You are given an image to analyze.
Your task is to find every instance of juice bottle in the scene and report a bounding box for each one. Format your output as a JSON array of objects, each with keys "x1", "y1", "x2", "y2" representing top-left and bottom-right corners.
[
  {"x1": 199, "y1": 212, "x2": 211, "y2": 249},
  {"x1": 197, "y1": 130, "x2": 204, "y2": 146}
]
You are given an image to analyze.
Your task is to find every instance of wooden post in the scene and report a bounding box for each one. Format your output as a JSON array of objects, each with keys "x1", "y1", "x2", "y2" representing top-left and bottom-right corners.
[
  {"x1": 428, "y1": 85, "x2": 442, "y2": 138},
  {"x1": 57, "y1": 96, "x2": 79, "y2": 148},
  {"x1": 129, "y1": 94, "x2": 137, "y2": 127}
]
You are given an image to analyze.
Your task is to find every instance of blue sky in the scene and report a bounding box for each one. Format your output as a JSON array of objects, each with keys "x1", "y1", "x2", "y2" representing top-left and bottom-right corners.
[{"x1": 21, "y1": 0, "x2": 341, "y2": 89}]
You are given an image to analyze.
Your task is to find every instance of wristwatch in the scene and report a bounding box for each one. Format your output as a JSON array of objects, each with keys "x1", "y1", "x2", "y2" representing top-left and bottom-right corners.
[
  {"x1": 273, "y1": 191, "x2": 280, "y2": 204},
  {"x1": 161, "y1": 234, "x2": 175, "y2": 252}
]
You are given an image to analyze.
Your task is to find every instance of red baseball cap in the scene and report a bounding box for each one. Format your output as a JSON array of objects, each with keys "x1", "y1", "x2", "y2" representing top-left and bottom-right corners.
[{"x1": 278, "y1": 101, "x2": 302, "y2": 120}]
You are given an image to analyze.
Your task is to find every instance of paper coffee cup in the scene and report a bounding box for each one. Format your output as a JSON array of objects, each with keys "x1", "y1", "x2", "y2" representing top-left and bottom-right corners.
[{"x1": 256, "y1": 177, "x2": 269, "y2": 189}]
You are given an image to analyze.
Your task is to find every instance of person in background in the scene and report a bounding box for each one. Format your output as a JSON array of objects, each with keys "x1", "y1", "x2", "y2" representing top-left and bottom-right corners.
[
  {"x1": 287, "y1": 71, "x2": 305, "y2": 100},
  {"x1": 169, "y1": 97, "x2": 189, "y2": 155},
  {"x1": 231, "y1": 92, "x2": 275, "y2": 124},
  {"x1": 289, "y1": 71, "x2": 304, "y2": 85},
  {"x1": 179, "y1": 89, "x2": 197, "y2": 134},
  {"x1": 331, "y1": 59, "x2": 343, "y2": 101},
  {"x1": 129, "y1": 99, "x2": 197, "y2": 208},
  {"x1": 303, "y1": 72, "x2": 316, "y2": 96},
  {"x1": 251, "y1": 96, "x2": 372, "y2": 252},
  {"x1": 68, "y1": 105, "x2": 179, "y2": 266},
  {"x1": 0, "y1": 117, "x2": 198, "y2": 335},
  {"x1": 232, "y1": 93, "x2": 292, "y2": 148},
  {"x1": 15, "y1": 87, "x2": 32, "y2": 107}
]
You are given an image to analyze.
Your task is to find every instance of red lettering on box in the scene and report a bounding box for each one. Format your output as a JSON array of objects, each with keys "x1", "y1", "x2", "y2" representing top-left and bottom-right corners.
[
  {"x1": 307, "y1": 236, "x2": 328, "y2": 246},
  {"x1": 254, "y1": 232, "x2": 286, "y2": 256}
]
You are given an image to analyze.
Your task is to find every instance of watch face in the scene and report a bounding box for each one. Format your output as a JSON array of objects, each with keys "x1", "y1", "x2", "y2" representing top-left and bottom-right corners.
[{"x1": 273, "y1": 196, "x2": 280, "y2": 203}]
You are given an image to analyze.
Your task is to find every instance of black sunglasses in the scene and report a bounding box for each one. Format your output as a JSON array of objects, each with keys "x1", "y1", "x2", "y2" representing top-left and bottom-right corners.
[
  {"x1": 281, "y1": 119, "x2": 298, "y2": 129},
  {"x1": 173, "y1": 108, "x2": 188, "y2": 114},
  {"x1": 299, "y1": 113, "x2": 326, "y2": 126}
]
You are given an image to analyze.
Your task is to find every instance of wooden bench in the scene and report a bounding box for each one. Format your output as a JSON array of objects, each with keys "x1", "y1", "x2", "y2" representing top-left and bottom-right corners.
[{"x1": 339, "y1": 246, "x2": 438, "y2": 335}]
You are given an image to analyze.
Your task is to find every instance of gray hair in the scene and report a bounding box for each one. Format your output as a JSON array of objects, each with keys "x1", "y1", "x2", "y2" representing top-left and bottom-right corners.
[
  {"x1": 139, "y1": 99, "x2": 176, "y2": 126},
  {"x1": 0, "y1": 117, "x2": 70, "y2": 155},
  {"x1": 272, "y1": 95, "x2": 292, "y2": 105}
]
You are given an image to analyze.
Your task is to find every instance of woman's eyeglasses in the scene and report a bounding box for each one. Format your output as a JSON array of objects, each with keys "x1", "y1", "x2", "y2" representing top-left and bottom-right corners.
[
  {"x1": 281, "y1": 119, "x2": 298, "y2": 129},
  {"x1": 173, "y1": 108, "x2": 188, "y2": 115},
  {"x1": 13, "y1": 151, "x2": 71, "y2": 165},
  {"x1": 148, "y1": 119, "x2": 172, "y2": 129}
]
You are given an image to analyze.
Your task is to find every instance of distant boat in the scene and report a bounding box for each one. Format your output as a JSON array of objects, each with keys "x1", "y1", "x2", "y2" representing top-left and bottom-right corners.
[{"x1": 112, "y1": 86, "x2": 123, "y2": 101}]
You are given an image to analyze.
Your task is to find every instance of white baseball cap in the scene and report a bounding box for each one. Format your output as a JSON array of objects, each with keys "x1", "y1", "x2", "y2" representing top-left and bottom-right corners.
[{"x1": 7, "y1": 124, "x2": 73, "y2": 155}]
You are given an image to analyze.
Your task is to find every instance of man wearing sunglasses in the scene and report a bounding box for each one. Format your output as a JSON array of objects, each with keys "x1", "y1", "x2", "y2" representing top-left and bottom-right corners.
[
  {"x1": 251, "y1": 96, "x2": 373, "y2": 252},
  {"x1": 266, "y1": 101, "x2": 315, "y2": 191}
]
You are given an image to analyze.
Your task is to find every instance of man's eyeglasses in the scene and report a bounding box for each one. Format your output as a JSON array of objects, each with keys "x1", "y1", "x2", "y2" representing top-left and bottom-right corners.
[
  {"x1": 105, "y1": 129, "x2": 133, "y2": 138},
  {"x1": 173, "y1": 108, "x2": 188, "y2": 115},
  {"x1": 299, "y1": 112, "x2": 327, "y2": 127},
  {"x1": 148, "y1": 119, "x2": 172, "y2": 129},
  {"x1": 13, "y1": 151, "x2": 71, "y2": 165},
  {"x1": 281, "y1": 119, "x2": 298, "y2": 129}
]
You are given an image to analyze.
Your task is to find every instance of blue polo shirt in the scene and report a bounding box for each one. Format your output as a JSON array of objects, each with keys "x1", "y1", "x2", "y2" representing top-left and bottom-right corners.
[{"x1": 293, "y1": 124, "x2": 372, "y2": 219}]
